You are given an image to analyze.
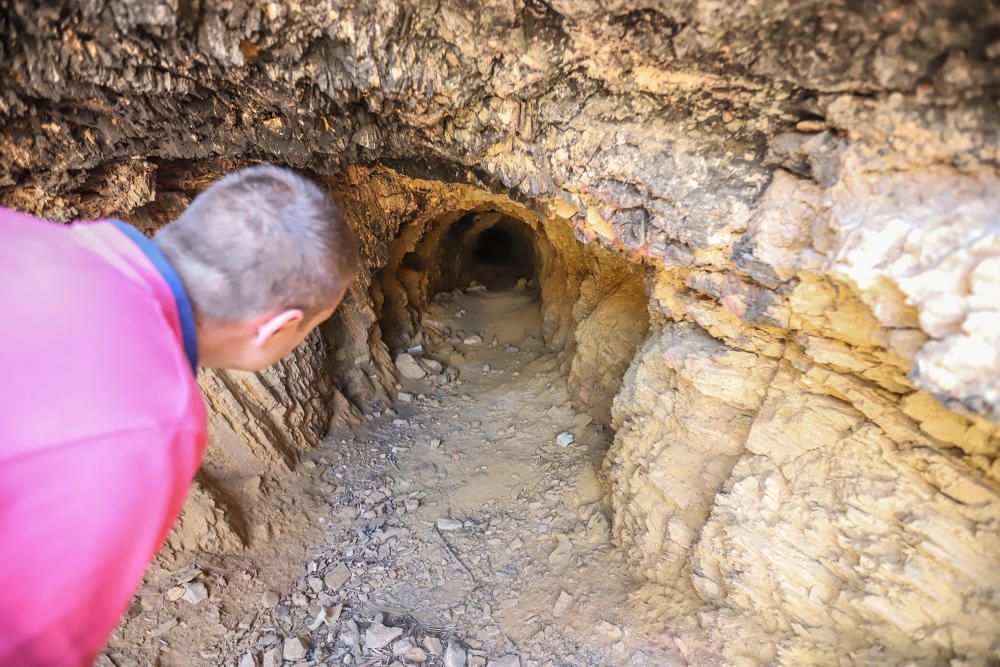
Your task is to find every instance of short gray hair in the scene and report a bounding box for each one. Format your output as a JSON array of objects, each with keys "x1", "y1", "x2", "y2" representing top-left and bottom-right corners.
[{"x1": 156, "y1": 164, "x2": 359, "y2": 321}]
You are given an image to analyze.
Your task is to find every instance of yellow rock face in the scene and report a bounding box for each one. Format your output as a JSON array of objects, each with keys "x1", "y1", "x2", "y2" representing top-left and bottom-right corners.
[{"x1": 601, "y1": 160, "x2": 1000, "y2": 663}]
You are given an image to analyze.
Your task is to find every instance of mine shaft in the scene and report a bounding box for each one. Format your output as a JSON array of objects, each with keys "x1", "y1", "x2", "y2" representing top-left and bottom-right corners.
[{"x1": 0, "y1": 1, "x2": 998, "y2": 666}]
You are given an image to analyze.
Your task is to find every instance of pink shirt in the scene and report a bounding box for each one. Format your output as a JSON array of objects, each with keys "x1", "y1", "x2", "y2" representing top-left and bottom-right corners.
[{"x1": 0, "y1": 207, "x2": 207, "y2": 666}]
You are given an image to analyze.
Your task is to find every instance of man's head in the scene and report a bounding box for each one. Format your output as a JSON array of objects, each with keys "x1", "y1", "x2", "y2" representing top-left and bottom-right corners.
[{"x1": 155, "y1": 165, "x2": 360, "y2": 371}]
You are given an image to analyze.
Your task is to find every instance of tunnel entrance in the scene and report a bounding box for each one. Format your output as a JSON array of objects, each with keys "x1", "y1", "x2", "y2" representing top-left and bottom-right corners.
[{"x1": 367, "y1": 179, "x2": 651, "y2": 430}]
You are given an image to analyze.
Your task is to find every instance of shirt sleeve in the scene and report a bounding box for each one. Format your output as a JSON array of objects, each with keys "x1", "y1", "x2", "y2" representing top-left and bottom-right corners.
[{"x1": 0, "y1": 424, "x2": 205, "y2": 667}]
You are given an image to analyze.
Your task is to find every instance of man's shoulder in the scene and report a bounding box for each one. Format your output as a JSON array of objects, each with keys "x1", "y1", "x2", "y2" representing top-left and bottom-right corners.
[{"x1": 0, "y1": 213, "x2": 206, "y2": 460}]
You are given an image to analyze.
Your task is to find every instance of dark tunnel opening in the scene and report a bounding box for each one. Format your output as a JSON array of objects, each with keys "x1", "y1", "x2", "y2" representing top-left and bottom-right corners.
[{"x1": 442, "y1": 212, "x2": 539, "y2": 291}]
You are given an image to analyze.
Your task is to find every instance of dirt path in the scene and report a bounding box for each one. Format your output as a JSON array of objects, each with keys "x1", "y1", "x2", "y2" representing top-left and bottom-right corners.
[{"x1": 106, "y1": 288, "x2": 685, "y2": 667}]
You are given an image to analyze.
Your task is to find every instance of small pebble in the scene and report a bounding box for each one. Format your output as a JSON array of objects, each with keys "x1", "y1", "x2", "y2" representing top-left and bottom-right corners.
[
  {"x1": 423, "y1": 636, "x2": 443, "y2": 655},
  {"x1": 437, "y1": 518, "x2": 463, "y2": 531},
  {"x1": 796, "y1": 118, "x2": 828, "y2": 132},
  {"x1": 261, "y1": 646, "x2": 281, "y2": 667},
  {"x1": 182, "y1": 582, "x2": 208, "y2": 605},
  {"x1": 444, "y1": 642, "x2": 467, "y2": 667},
  {"x1": 488, "y1": 656, "x2": 521, "y2": 667},
  {"x1": 392, "y1": 637, "x2": 414, "y2": 656},
  {"x1": 365, "y1": 622, "x2": 404, "y2": 650},
  {"x1": 553, "y1": 590, "x2": 573, "y2": 616},
  {"x1": 405, "y1": 647, "x2": 429, "y2": 662},
  {"x1": 283, "y1": 636, "x2": 310, "y2": 661},
  {"x1": 324, "y1": 563, "x2": 351, "y2": 591}
]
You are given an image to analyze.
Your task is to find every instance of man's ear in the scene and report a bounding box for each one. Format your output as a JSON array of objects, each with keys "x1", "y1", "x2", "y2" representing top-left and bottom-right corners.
[{"x1": 254, "y1": 309, "x2": 304, "y2": 346}]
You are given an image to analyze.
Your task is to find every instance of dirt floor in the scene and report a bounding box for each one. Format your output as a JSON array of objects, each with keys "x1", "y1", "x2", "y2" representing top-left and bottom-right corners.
[{"x1": 104, "y1": 287, "x2": 688, "y2": 667}]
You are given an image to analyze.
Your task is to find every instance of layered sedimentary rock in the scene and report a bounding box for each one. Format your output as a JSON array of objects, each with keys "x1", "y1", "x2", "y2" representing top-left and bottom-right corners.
[{"x1": 2, "y1": 0, "x2": 998, "y2": 662}]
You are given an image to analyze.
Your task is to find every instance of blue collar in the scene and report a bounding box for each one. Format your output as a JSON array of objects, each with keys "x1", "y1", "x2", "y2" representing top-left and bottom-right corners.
[{"x1": 110, "y1": 219, "x2": 199, "y2": 374}]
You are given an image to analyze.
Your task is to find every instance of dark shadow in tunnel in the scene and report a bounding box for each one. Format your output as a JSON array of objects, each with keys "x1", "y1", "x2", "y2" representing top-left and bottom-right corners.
[{"x1": 440, "y1": 212, "x2": 538, "y2": 290}]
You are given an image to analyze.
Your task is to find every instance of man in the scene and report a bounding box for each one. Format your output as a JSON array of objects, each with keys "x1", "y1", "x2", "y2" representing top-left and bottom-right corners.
[{"x1": 0, "y1": 165, "x2": 360, "y2": 665}]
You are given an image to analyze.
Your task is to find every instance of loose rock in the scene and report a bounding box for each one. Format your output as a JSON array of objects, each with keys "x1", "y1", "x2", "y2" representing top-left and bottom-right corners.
[
  {"x1": 552, "y1": 590, "x2": 573, "y2": 616},
  {"x1": 261, "y1": 647, "x2": 282, "y2": 667},
  {"x1": 238, "y1": 651, "x2": 261, "y2": 667},
  {"x1": 261, "y1": 590, "x2": 280, "y2": 608},
  {"x1": 405, "y1": 646, "x2": 429, "y2": 662},
  {"x1": 595, "y1": 620, "x2": 623, "y2": 640},
  {"x1": 324, "y1": 563, "x2": 351, "y2": 590},
  {"x1": 556, "y1": 432, "x2": 575, "y2": 447},
  {"x1": 148, "y1": 618, "x2": 178, "y2": 638},
  {"x1": 488, "y1": 656, "x2": 520, "y2": 667},
  {"x1": 423, "y1": 636, "x2": 443, "y2": 655},
  {"x1": 182, "y1": 582, "x2": 208, "y2": 605},
  {"x1": 394, "y1": 353, "x2": 427, "y2": 379},
  {"x1": 795, "y1": 118, "x2": 828, "y2": 132},
  {"x1": 283, "y1": 636, "x2": 310, "y2": 661},
  {"x1": 420, "y1": 358, "x2": 443, "y2": 373},
  {"x1": 436, "y1": 518, "x2": 463, "y2": 531},
  {"x1": 392, "y1": 637, "x2": 414, "y2": 656},
  {"x1": 444, "y1": 642, "x2": 467, "y2": 667},
  {"x1": 365, "y1": 622, "x2": 404, "y2": 650}
]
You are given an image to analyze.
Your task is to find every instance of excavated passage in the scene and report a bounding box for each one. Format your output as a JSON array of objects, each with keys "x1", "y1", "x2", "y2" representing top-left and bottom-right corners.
[
  {"x1": 103, "y1": 165, "x2": 670, "y2": 666},
  {"x1": 17, "y1": 158, "x2": 995, "y2": 667},
  {"x1": 367, "y1": 178, "x2": 652, "y2": 431},
  {"x1": 108, "y1": 278, "x2": 679, "y2": 666}
]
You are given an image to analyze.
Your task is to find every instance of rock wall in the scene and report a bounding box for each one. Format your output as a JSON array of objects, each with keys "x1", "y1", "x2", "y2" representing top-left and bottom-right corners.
[
  {"x1": 607, "y1": 159, "x2": 1000, "y2": 663},
  {"x1": 2, "y1": 0, "x2": 999, "y2": 662}
]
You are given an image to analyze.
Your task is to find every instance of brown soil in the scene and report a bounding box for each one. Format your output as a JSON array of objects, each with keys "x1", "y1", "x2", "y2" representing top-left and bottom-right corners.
[{"x1": 104, "y1": 287, "x2": 687, "y2": 667}]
